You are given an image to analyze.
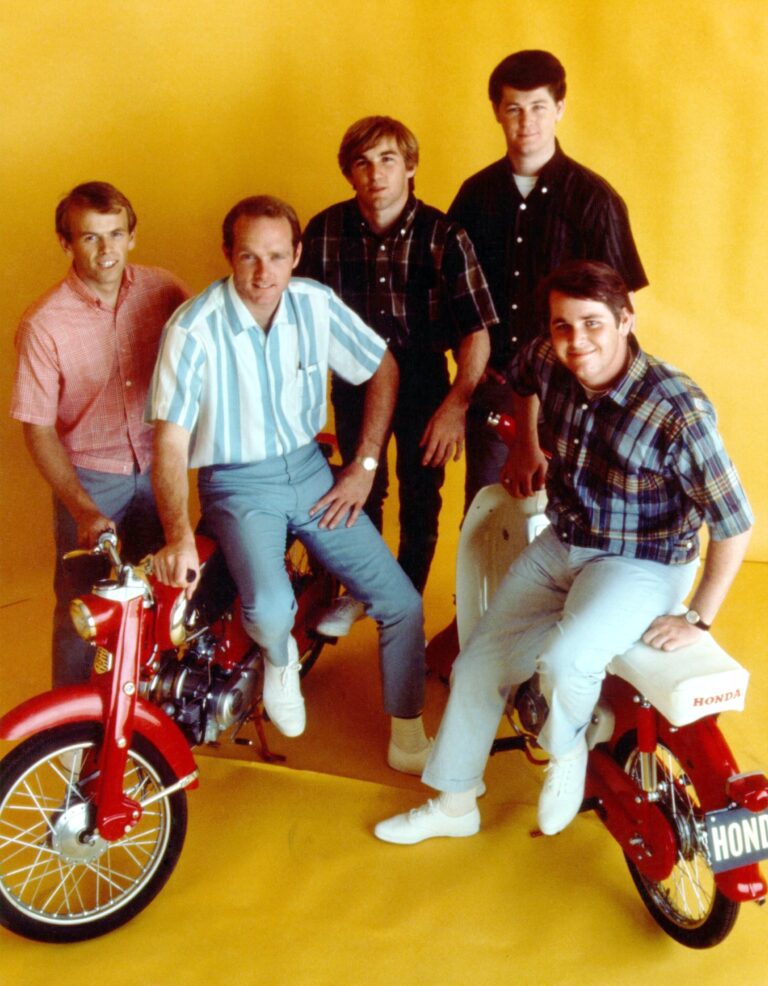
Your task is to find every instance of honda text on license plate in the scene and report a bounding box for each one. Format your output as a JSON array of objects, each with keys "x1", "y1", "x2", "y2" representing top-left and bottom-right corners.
[{"x1": 704, "y1": 805, "x2": 768, "y2": 873}]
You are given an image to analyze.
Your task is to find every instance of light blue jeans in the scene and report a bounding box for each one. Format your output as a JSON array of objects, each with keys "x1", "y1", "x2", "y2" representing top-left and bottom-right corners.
[
  {"x1": 422, "y1": 524, "x2": 698, "y2": 792},
  {"x1": 53, "y1": 467, "x2": 163, "y2": 687},
  {"x1": 198, "y1": 442, "x2": 425, "y2": 718}
]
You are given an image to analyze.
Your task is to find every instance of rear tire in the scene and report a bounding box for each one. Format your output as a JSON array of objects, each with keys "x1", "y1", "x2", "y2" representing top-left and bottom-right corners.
[
  {"x1": 0, "y1": 723, "x2": 187, "y2": 942},
  {"x1": 619, "y1": 736, "x2": 739, "y2": 948}
]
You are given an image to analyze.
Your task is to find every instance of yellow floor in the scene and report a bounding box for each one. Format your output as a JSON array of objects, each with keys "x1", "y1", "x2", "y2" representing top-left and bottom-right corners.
[{"x1": 1, "y1": 562, "x2": 767, "y2": 985}]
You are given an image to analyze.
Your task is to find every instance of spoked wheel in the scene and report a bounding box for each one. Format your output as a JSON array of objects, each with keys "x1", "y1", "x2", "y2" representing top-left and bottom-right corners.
[
  {"x1": 621, "y1": 739, "x2": 739, "y2": 948},
  {"x1": 286, "y1": 537, "x2": 340, "y2": 677},
  {"x1": 0, "y1": 723, "x2": 187, "y2": 942}
]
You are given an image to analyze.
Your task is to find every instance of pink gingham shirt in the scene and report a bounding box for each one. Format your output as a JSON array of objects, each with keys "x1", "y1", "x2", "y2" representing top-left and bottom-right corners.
[{"x1": 12, "y1": 264, "x2": 189, "y2": 475}]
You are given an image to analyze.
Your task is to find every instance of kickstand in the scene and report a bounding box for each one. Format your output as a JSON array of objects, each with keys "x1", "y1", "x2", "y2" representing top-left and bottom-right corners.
[{"x1": 232, "y1": 708, "x2": 287, "y2": 764}]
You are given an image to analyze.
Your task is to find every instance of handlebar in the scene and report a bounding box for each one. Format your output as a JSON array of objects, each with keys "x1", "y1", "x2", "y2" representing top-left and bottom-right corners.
[{"x1": 486, "y1": 411, "x2": 517, "y2": 448}]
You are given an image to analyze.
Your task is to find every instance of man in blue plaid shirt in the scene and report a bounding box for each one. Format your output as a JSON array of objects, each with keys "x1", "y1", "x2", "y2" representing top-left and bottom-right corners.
[{"x1": 375, "y1": 260, "x2": 753, "y2": 844}]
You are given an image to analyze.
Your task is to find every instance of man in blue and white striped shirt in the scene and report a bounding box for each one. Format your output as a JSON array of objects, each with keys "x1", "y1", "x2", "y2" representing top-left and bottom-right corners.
[{"x1": 148, "y1": 195, "x2": 430, "y2": 770}]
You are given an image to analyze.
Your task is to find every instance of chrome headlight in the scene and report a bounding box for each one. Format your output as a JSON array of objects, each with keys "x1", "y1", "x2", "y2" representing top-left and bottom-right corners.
[
  {"x1": 168, "y1": 593, "x2": 189, "y2": 647},
  {"x1": 70, "y1": 598, "x2": 97, "y2": 640}
]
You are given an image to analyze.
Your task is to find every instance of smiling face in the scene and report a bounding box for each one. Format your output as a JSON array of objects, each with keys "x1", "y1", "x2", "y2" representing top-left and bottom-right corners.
[
  {"x1": 346, "y1": 137, "x2": 415, "y2": 231},
  {"x1": 494, "y1": 85, "x2": 564, "y2": 172},
  {"x1": 548, "y1": 291, "x2": 632, "y2": 391},
  {"x1": 59, "y1": 207, "x2": 135, "y2": 302},
  {"x1": 226, "y1": 214, "x2": 301, "y2": 328}
]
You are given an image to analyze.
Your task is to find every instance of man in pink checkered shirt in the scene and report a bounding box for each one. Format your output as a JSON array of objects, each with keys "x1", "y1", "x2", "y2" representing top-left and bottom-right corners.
[{"x1": 11, "y1": 181, "x2": 189, "y2": 686}]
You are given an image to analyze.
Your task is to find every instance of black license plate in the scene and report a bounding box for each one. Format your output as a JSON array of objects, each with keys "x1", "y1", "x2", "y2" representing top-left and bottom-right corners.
[{"x1": 704, "y1": 805, "x2": 768, "y2": 873}]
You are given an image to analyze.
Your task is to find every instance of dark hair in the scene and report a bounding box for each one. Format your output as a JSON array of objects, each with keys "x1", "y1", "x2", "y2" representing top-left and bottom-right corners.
[
  {"x1": 537, "y1": 261, "x2": 634, "y2": 324},
  {"x1": 488, "y1": 50, "x2": 566, "y2": 105},
  {"x1": 222, "y1": 195, "x2": 302, "y2": 254},
  {"x1": 55, "y1": 181, "x2": 137, "y2": 242},
  {"x1": 337, "y1": 115, "x2": 419, "y2": 176}
]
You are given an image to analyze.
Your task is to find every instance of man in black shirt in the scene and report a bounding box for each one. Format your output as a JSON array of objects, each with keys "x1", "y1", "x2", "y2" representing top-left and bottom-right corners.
[{"x1": 449, "y1": 49, "x2": 647, "y2": 509}]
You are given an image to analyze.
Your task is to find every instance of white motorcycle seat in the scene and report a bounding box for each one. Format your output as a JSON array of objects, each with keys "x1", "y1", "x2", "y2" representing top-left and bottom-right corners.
[
  {"x1": 608, "y1": 633, "x2": 748, "y2": 727},
  {"x1": 456, "y1": 484, "x2": 749, "y2": 728}
]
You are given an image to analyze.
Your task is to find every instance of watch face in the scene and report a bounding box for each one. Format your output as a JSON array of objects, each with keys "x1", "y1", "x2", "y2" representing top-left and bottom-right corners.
[
  {"x1": 359, "y1": 456, "x2": 377, "y2": 471},
  {"x1": 685, "y1": 609, "x2": 700, "y2": 625}
]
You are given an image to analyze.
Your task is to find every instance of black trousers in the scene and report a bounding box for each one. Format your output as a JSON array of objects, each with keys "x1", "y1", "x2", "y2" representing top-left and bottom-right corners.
[{"x1": 331, "y1": 357, "x2": 449, "y2": 594}]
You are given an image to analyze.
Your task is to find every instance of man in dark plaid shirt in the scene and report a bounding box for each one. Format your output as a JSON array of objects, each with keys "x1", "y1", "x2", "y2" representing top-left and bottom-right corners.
[
  {"x1": 300, "y1": 116, "x2": 496, "y2": 638},
  {"x1": 374, "y1": 261, "x2": 753, "y2": 845}
]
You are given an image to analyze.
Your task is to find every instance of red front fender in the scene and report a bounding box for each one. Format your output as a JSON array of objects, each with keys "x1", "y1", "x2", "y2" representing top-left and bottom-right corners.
[{"x1": 0, "y1": 685, "x2": 199, "y2": 789}]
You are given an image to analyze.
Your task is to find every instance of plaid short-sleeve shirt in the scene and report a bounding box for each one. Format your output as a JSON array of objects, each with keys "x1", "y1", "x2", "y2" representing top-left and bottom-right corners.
[{"x1": 510, "y1": 335, "x2": 753, "y2": 564}]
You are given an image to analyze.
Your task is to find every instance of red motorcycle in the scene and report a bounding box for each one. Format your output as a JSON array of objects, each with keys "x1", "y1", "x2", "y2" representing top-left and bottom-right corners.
[
  {"x1": 0, "y1": 523, "x2": 339, "y2": 942},
  {"x1": 452, "y1": 413, "x2": 767, "y2": 948}
]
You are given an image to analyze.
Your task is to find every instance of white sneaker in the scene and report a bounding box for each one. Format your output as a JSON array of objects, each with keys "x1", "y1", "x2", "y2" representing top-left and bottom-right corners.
[
  {"x1": 537, "y1": 740, "x2": 588, "y2": 835},
  {"x1": 374, "y1": 798, "x2": 481, "y2": 845},
  {"x1": 314, "y1": 595, "x2": 366, "y2": 637},
  {"x1": 387, "y1": 738, "x2": 434, "y2": 775},
  {"x1": 263, "y1": 638, "x2": 306, "y2": 737}
]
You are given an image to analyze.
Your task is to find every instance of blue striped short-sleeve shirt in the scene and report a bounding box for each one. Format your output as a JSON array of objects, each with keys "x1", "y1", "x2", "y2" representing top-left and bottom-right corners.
[{"x1": 148, "y1": 276, "x2": 387, "y2": 466}]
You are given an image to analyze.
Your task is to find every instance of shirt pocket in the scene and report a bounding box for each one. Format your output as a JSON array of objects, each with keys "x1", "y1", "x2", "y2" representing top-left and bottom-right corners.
[{"x1": 296, "y1": 362, "x2": 324, "y2": 416}]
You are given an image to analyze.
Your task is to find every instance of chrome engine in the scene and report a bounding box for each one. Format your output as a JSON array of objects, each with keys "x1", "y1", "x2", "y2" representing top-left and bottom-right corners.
[{"x1": 143, "y1": 633, "x2": 263, "y2": 746}]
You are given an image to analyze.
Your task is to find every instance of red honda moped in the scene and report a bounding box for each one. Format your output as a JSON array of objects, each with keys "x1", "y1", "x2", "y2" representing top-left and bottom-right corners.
[
  {"x1": 0, "y1": 525, "x2": 338, "y2": 942},
  {"x1": 452, "y1": 413, "x2": 768, "y2": 948}
]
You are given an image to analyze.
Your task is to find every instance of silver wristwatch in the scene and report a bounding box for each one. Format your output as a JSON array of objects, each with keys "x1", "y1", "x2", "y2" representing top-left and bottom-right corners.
[
  {"x1": 354, "y1": 455, "x2": 378, "y2": 472},
  {"x1": 684, "y1": 609, "x2": 710, "y2": 631}
]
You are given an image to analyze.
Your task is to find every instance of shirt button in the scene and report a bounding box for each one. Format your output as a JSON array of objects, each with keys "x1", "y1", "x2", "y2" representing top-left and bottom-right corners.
[
  {"x1": 573, "y1": 438, "x2": 580, "y2": 445},
  {"x1": 581, "y1": 403, "x2": 588, "y2": 410},
  {"x1": 125, "y1": 380, "x2": 133, "y2": 388},
  {"x1": 519, "y1": 203, "x2": 527, "y2": 211},
  {"x1": 379, "y1": 244, "x2": 386, "y2": 251},
  {"x1": 379, "y1": 277, "x2": 386, "y2": 283},
  {"x1": 516, "y1": 236, "x2": 523, "y2": 243},
  {"x1": 541, "y1": 186, "x2": 549, "y2": 194},
  {"x1": 400, "y1": 228, "x2": 406, "y2": 235},
  {"x1": 511, "y1": 336, "x2": 518, "y2": 343},
  {"x1": 511, "y1": 304, "x2": 518, "y2": 310},
  {"x1": 380, "y1": 310, "x2": 386, "y2": 315},
  {"x1": 514, "y1": 270, "x2": 520, "y2": 277}
]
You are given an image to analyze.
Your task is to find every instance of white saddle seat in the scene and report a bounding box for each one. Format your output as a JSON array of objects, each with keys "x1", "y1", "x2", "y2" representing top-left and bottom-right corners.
[
  {"x1": 608, "y1": 631, "x2": 749, "y2": 727},
  {"x1": 456, "y1": 484, "x2": 749, "y2": 728}
]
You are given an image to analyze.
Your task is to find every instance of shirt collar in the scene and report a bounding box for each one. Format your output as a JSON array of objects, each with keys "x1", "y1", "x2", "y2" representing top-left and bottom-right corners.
[
  {"x1": 504, "y1": 140, "x2": 569, "y2": 188},
  {"x1": 350, "y1": 194, "x2": 419, "y2": 239},
  {"x1": 65, "y1": 263, "x2": 135, "y2": 309},
  {"x1": 224, "y1": 275, "x2": 296, "y2": 335},
  {"x1": 594, "y1": 335, "x2": 648, "y2": 407}
]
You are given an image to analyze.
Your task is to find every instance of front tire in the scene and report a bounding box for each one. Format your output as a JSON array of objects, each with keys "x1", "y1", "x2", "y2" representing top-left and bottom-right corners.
[
  {"x1": 620, "y1": 737, "x2": 739, "y2": 948},
  {"x1": 0, "y1": 723, "x2": 187, "y2": 943}
]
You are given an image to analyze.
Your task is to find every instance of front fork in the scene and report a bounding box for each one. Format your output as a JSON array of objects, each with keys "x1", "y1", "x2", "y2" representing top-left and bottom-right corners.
[
  {"x1": 88, "y1": 596, "x2": 146, "y2": 842},
  {"x1": 635, "y1": 698, "x2": 659, "y2": 795}
]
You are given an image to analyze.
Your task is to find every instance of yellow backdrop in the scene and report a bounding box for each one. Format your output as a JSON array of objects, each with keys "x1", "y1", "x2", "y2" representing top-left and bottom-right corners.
[{"x1": 1, "y1": 0, "x2": 766, "y2": 613}]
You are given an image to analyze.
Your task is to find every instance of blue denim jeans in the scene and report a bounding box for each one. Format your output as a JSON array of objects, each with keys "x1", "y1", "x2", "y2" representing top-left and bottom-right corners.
[
  {"x1": 423, "y1": 525, "x2": 698, "y2": 792},
  {"x1": 198, "y1": 442, "x2": 425, "y2": 718},
  {"x1": 53, "y1": 467, "x2": 163, "y2": 687}
]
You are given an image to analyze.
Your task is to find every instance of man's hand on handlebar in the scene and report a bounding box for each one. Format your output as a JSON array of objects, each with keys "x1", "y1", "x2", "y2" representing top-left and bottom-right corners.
[
  {"x1": 74, "y1": 508, "x2": 116, "y2": 549},
  {"x1": 153, "y1": 537, "x2": 201, "y2": 598}
]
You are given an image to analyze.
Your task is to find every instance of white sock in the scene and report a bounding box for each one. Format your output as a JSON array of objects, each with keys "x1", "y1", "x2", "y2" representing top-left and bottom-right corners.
[
  {"x1": 390, "y1": 715, "x2": 429, "y2": 753},
  {"x1": 439, "y1": 790, "x2": 478, "y2": 817}
]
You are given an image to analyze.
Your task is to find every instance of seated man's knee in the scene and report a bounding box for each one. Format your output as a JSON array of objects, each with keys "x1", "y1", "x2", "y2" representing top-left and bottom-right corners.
[{"x1": 241, "y1": 598, "x2": 294, "y2": 652}]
